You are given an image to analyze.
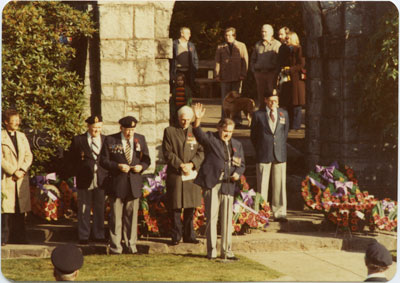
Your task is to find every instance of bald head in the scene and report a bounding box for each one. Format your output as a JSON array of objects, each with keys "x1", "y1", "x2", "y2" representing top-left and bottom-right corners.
[{"x1": 261, "y1": 24, "x2": 274, "y2": 41}]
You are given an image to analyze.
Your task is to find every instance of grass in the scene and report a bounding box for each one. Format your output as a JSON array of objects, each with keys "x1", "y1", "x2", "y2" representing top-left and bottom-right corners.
[{"x1": 2, "y1": 253, "x2": 283, "y2": 281}]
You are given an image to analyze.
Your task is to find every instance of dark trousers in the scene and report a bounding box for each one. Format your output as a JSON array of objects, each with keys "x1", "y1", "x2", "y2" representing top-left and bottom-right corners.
[
  {"x1": 170, "y1": 208, "x2": 196, "y2": 242},
  {"x1": 1, "y1": 186, "x2": 27, "y2": 244}
]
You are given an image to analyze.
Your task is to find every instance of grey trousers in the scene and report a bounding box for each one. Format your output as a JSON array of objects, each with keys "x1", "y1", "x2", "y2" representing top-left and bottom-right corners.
[
  {"x1": 77, "y1": 188, "x2": 105, "y2": 240},
  {"x1": 256, "y1": 162, "x2": 287, "y2": 218},
  {"x1": 204, "y1": 184, "x2": 234, "y2": 259},
  {"x1": 109, "y1": 197, "x2": 139, "y2": 254}
]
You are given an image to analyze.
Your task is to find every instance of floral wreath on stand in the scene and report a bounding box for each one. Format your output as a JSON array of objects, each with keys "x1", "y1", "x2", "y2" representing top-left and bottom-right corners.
[
  {"x1": 301, "y1": 162, "x2": 397, "y2": 233},
  {"x1": 232, "y1": 175, "x2": 271, "y2": 234}
]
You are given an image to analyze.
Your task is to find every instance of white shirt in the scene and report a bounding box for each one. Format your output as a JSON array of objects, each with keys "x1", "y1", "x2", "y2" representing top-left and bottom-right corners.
[
  {"x1": 366, "y1": 272, "x2": 387, "y2": 280},
  {"x1": 266, "y1": 107, "x2": 277, "y2": 133}
]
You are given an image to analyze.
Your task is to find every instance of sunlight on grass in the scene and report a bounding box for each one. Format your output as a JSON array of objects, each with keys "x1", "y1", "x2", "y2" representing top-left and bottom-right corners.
[{"x1": 2, "y1": 253, "x2": 283, "y2": 281}]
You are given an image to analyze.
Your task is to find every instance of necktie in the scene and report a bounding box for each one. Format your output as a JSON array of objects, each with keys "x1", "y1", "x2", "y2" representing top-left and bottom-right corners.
[
  {"x1": 125, "y1": 141, "x2": 132, "y2": 164},
  {"x1": 91, "y1": 138, "x2": 100, "y2": 160},
  {"x1": 270, "y1": 111, "x2": 275, "y2": 123}
]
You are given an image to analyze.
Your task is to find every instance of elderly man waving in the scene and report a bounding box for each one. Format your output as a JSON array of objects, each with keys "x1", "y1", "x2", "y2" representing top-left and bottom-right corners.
[
  {"x1": 162, "y1": 106, "x2": 204, "y2": 246},
  {"x1": 192, "y1": 103, "x2": 245, "y2": 260}
]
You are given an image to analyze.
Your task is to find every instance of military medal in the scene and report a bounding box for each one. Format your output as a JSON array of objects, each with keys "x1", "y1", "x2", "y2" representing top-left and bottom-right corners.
[
  {"x1": 187, "y1": 133, "x2": 196, "y2": 150},
  {"x1": 80, "y1": 151, "x2": 85, "y2": 160}
]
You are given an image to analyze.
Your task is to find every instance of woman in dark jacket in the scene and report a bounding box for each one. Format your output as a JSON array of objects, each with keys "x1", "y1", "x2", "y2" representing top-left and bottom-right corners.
[{"x1": 286, "y1": 31, "x2": 306, "y2": 130}]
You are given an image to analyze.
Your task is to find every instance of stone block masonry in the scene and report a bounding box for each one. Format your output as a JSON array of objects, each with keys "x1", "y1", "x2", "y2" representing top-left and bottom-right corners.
[{"x1": 85, "y1": 1, "x2": 174, "y2": 173}]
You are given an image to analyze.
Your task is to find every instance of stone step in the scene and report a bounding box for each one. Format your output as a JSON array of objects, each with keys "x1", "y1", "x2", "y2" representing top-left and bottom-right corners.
[{"x1": 2, "y1": 230, "x2": 396, "y2": 259}]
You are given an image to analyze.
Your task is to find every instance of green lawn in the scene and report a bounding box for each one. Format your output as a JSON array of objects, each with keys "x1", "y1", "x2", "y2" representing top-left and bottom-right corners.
[{"x1": 2, "y1": 253, "x2": 283, "y2": 281}]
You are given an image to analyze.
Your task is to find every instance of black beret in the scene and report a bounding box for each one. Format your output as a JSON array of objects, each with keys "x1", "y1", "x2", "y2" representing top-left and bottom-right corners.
[
  {"x1": 51, "y1": 244, "x2": 84, "y2": 274},
  {"x1": 365, "y1": 242, "x2": 392, "y2": 267},
  {"x1": 264, "y1": 89, "x2": 279, "y2": 99},
  {"x1": 119, "y1": 116, "x2": 137, "y2": 128},
  {"x1": 85, "y1": 115, "x2": 103, "y2": 124}
]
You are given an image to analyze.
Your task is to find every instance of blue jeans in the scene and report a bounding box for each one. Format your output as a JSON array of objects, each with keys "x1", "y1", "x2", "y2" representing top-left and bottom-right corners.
[{"x1": 221, "y1": 81, "x2": 242, "y2": 123}]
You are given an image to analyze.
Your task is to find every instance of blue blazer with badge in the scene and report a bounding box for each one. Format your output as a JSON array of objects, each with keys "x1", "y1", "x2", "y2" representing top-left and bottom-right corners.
[
  {"x1": 66, "y1": 133, "x2": 108, "y2": 190},
  {"x1": 193, "y1": 126, "x2": 245, "y2": 196},
  {"x1": 250, "y1": 108, "x2": 289, "y2": 163},
  {"x1": 100, "y1": 132, "x2": 151, "y2": 199}
]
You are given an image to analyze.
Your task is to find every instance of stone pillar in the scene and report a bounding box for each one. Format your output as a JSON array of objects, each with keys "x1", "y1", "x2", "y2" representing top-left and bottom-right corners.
[
  {"x1": 87, "y1": 1, "x2": 174, "y2": 173},
  {"x1": 303, "y1": 2, "x2": 396, "y2": 197}
]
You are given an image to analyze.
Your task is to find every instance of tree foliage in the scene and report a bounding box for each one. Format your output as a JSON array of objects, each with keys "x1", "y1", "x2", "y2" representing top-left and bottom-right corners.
[
  {"x1": 355, "y1": 8, "x2": 398, "y2": 143},
  {"x1": 2, "y1": 1, "x2": 95, "y2": 175}
]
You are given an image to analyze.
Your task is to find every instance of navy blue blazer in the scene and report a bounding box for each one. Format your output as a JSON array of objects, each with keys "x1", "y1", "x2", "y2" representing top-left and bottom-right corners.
[
  {"x1": 66, "y1": 133, "x2": 108, "y2": 190},
  {"x1": 250, "y1": 108, "x2": 289, "y2": 163},
  {"x1": 100, "y1": 132, "x2": 151, "y2": 199},
  {"x1": 193, "y1": 127, "x2": 245, "y2": 196},
  {"x1": 170, "y1": 39, "x2": 199, "y2": 86}
]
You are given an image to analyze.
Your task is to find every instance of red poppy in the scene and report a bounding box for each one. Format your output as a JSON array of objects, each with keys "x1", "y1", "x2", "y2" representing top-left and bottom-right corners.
[
  {"x1": 234, "y1": 225, "x2": 241, "y2": 232},
  {"x1": 279, "y1": 112, "x2": 284, "y2": 117},
  {"x1": 233, "y1": 147, "x2": 237, "y2": 152},
  {"x1": 351, "y1": 225, "x2": 357, "y2": 231}
]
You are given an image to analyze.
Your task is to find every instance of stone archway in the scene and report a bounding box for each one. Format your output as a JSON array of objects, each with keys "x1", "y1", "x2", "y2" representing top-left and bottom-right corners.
[{"x1": 84, "y1": 1, "x2": 396, "y2": 197}]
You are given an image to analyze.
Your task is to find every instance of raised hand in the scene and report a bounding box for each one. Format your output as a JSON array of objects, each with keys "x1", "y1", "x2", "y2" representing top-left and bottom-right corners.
[{"x1": 193, "y1": 103, "x2": 206, "y2": 119}]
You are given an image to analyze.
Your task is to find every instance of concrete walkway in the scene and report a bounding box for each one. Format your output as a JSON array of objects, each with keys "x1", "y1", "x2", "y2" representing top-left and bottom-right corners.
[{"x1": 239, "y1": 250, "x2": 397, "y2": 282}]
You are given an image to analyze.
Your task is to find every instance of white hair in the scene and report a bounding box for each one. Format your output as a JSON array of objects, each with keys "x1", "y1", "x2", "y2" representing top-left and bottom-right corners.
[
  {"x1": 54, "y1": 268, "x2": 78, "y2": 281},
  {"x1": 177, "y1": 106, "x2": 194, "y2": 118},
  {"x1": 262, "y1": 24, "x2": 274, "y2": 35}
]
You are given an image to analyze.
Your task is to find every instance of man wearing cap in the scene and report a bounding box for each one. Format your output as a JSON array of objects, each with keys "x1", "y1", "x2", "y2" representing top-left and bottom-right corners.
[
  {"x1": 51, "y1": 244, "x2": 83, "y2": 281},
  {"x1": 66, "y1": 115, "x2": 108, "y2": 245},
  {"x1": 100, "y1": 116, "x2": 150, "y2": 254},
  {"x1": 250, "y1": 90, "x2": 289, "y2": 222},
  {"x1": 162, "y1": 106, "x2": 204, "y2": 246},
  {"x1": 364, "y1": 241, "x2": 393, "y2": 282}
]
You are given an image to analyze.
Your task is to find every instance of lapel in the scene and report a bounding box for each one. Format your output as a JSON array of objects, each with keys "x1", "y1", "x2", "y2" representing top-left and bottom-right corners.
[
  {"x1": 275, "y1": 108, "x2": 284, "y2": 133},
  {"x1": 81, "y1": 133, "x2": 92, "y2": 156},
  {"x1": 2, "y1": 130, "x2": 18, "y2": 158},
  {"x1": 182, "y1": 126, "x2": 194, "y2": 161},
  {"x1": 261, "y1": 109, "x2": 274, "y2": 134},
  {"x1": 223, "y1": 42, "x2": 231, "y2": 57}
]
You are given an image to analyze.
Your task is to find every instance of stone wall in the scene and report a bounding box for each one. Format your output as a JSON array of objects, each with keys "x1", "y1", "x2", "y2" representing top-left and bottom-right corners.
[
  {"x1": 84, "y1": 1, "x2": 175, "y2": 173},
  {"x1": 303, "y1": 2, "x2": 397, "y2": 198}
]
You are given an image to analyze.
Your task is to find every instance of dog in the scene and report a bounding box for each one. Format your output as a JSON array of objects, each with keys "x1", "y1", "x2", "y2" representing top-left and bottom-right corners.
[{"x1": 223, "y1": 91, "x2": 256, "y2": 127}]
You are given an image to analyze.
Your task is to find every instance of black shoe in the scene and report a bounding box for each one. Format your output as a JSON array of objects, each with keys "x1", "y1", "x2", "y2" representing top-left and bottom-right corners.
[
  {"x1": 227, "y1": 256, "x2": 239, "y2": 261},
  {"x1": 1, "y1": 242, "x2": 6, "y2": 246},
  {"x1": 183, "y1": 238, "x2": 200, "y2": 244},
  {"x1": 170, "y1": 240, "x2": 179, "y2": 246},
  {"x1": 207, "y1": 256, "x2": 217, "y2": 260},
  {"x1": 79, "y1": 239, "x2": 89, "y2": 245},
  {"x1": 93, "y1": 238, "x2": 107, "y2": 243}
]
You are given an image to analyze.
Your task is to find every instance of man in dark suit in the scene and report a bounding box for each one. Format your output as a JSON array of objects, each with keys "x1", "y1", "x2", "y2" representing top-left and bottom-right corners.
[
  {"x1": 67, "y1": 115, "x2": 107, "y2": 244},
  {"x1": 100, "y1": 116, "x2": 151, "y2": 254},
  {"x1": 250, "y1": 91, "x2": 289, "y2": 222},
  {"x1": 192, "y1": 103, "x2": 245, "y2": 260},
  {"x1": 170, "y1": 27, "x2": 199, "y2": 92},
  {"x1": 364, "y1": 241, "x2": 393, "y2": 282},
  {"x1": 162, "y1": 106, "x2": 204, "y2": 245}
]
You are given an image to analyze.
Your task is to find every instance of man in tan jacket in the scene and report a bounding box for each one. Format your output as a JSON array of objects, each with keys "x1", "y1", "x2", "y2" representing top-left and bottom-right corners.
[
  {"x1": 215, "y1": 27, "x2": 248, "y2": 124},
  {"x1": 1, "y1": 109, "x2": 33, "y2": 245}
]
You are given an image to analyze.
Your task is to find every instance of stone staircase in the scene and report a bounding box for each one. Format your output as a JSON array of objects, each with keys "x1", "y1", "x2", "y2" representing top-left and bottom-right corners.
[{"x1": 1, "y1": 210, "x2": 396, "y2": 259}]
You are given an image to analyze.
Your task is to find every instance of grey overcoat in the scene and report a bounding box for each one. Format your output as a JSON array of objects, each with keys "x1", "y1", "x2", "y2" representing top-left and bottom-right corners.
[{"x1": 162, "y1": 125, "x2": 204, "y2": 209}]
